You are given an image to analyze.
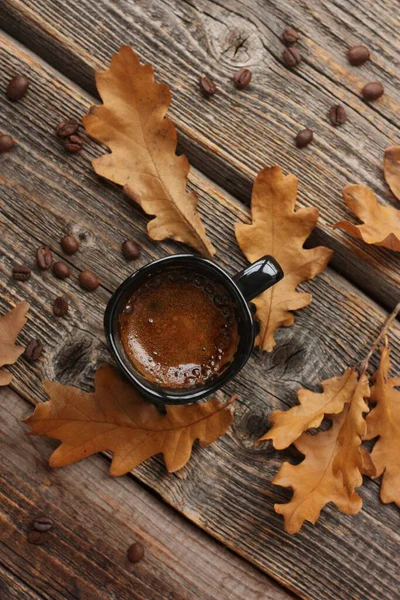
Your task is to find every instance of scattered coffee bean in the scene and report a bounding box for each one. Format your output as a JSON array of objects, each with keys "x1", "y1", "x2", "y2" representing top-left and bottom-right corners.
[
  {"x1": 282, "y1": 47, "x2": 301, "y2": 68},
  {"x1": 36, "y1": 245, "x2": 53, "y2": 270},
  {"x1": 53, "y1": 296, "x2": 69, "y2": 317},
  {"x1": 12, "y1": 264, "x2": 31, "y2": 281},
  {"x1": 24, "y1": 339, "x2": 43, "y2": 362},
  {"x1": 53, "y1": 261, "x2": 70, "y2": 279},
  {"x1": 64, "y1": 134, "x2": 84, "y2": 153},
  {"x1": 199, "y1": 75, "x2": 217, "y2": 96},
  {"x1": 60, "y1": 235, "x2": 79, "y2": 255},
  {"x1": 121, "y1": 239, "x2": 141, "y2": 260},
  {"x1": 27, "y1": 530, "x2": 44, "y2": 545},
  {"x1": 127, "y1": 542, "x2": 145, "y2": 564},
  {"x1": 295, "y1": 128, "x2": 313, "y2": 148},
  {"x1": 0, "y1": 134, "x2": 15, "y2": 153},
  {"x1": 6, "y1": 75, "x2": 29, "y2": 101},
  {"x1": 347, "y1": 44, "x2": 370, "y2": 66},
  {"x1": 362, "y1": 81, "x2": 384, "y2": 101},
  {"x1": 282, "y1": 27, "x2": 300, "y2": 45},
  {"x1": 233, "y1": 68, "x2": 252, "y2": 89},
  {"x1": 79, "y1": 270, "x2": 99, "y2": 291},
  {"x1": 56, "y1": 119, "x2": 79, "y2": 138},
  {"x1": 329, "y1": 104, "x2": 347, "y2": 126},
  {"x1": 33, "y1": 517, "x2": 53, "y2": 533}
]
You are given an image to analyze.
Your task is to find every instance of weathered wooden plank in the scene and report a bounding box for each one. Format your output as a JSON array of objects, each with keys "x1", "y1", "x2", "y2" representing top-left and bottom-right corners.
[
  {"x1": 1, "y1": 388, "x2": 288, "y2": 600},
  {"x1": 0, "y1": 565, "x2": 46, "y2": 600},
  {"x1": 1, "y1": 0, "x2": 400, "y2": 310},
  {"x1": 1, "y1": 32, "x2": 400, "y2": 600}
]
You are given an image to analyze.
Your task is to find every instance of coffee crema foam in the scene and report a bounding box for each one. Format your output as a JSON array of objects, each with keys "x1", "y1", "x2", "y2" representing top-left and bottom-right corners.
[{"x1": 119, "y1": 268, "x2": 239, "y2": 389}]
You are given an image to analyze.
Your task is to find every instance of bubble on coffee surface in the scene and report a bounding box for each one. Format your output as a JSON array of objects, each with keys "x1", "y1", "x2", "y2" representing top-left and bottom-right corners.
[
  {"x1": 119, "y1": 267, "x2": 239, "y2": 389},
  {"x1": 123, "y1": 302, "x2": 133, "y2": 315}
]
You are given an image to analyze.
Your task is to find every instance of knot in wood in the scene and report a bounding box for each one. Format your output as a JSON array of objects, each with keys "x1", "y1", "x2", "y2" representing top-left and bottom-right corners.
[
  {"x1": 54, "y1": 335, "x2": 94, "y2": 384},
  {"x1": 244, "y1": 412, "x2": 267, "y2": 439},
  {"x1": 205, "y1": 15, "x2": 263, "y2": 66}
]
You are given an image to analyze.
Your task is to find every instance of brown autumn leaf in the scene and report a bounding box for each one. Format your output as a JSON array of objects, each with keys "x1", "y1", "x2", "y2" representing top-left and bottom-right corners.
[
  {"x1": 235, "y1": 166, "x2": 333, "y2": 352},
  {"x1": 259, "y1": 368, "x2": 358, "y2": 449},
  {"x1": 83, "y1": 46, "x2": 215, "y2": 258},
  {"x1": 384, "y1": 146, "x2": 400, "y2": 201},
  {"x1": 364, "y1": 341, "x2": 400, "y2": 506},
  {"x1": 0, "y1": 301, "x2": 30, "y2": 386},
  {"x1": 333, "y1": 185, "x2": 400, "y2": 252},
  {"x1": 272, "y1": 373, "x2": 369, "y2": 534},
  {"x1": 24, "y1": 364, "x2": 235, "y2": 474}
]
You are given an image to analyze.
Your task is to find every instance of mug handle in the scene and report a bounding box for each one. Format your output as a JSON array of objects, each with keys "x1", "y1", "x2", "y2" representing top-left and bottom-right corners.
[{"x1": 233, "y1": 255, "x2": 283, "y2": 302}]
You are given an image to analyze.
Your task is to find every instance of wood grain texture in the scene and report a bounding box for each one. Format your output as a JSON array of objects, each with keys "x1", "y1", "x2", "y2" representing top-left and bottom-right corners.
[
  {"x1": 0, "y1": 33, "x2": 399, "y2": 600},
  {"x1": 1, "y1": 387, "x2": 288, "y2": 600},
  {"x1": 1, "y1": 0, "x2": 400, "y2": 310}
]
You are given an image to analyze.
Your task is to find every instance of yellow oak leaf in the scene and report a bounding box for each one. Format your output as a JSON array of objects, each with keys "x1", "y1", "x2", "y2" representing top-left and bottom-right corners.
[
  {"x1": 332, "y1": 375, "x2": 369, "y2": 493},
  {"x1": 334, "y1": 185, "x2": 400, "y2": 252},
  {"x1": 24, "y1": 365, "x2": 235, "y2": 475},
  {"x1": 260, "y1": 368, "x2": 358, "y2": 449},
  {"x1": 364, "y1": 342, "x2": 400, "y2": 506},
  {"x1": 383, "y1": 146, "x2": 400, "y2": 201},
  {"x1": 271, "y1": 372, "x2": 369, "y2": 534},
  {"x1": 83, "y1": 46, "x2": 215, "y2": 258},
  {"x1": 0, "y1": 301, "x2": 30, "y2": 386},
  {"x1": 235, "y1": 166, "x2": 332, "y2": 352}
]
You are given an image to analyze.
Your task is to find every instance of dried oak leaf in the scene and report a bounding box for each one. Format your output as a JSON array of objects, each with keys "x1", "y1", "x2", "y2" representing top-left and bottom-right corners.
[
  {"x1": 259, "y1": 368, "x2": 358, "y2": 449},
  {"x1": 24, "y1": 364, "x2": 235, "y2": 474},
  {"x1": 384, "y1": 146, "x2": 400, "y2": 201},
  {"x1": 268, "y1": 371, "x2": 369, "y2": 534},
  {"x1": 235, "y1": 166, "x2": 333, "y2": 352},
  {"x1": 83, "y1": 46, "x2": 215, "y2": 258},
  {"x1": 0, "y1": 301, "x2": 30, "y2": 386},
  {"x1": 334, "y1": 185, "x2": 400, "y2": 251},
  {"x1": 364, "y1": 342, "x2": 400, "y2": 506}
]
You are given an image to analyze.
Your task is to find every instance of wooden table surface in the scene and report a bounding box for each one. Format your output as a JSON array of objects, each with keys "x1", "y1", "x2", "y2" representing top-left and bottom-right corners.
[{"x1": 1, "y1": 1, "x2": 399, "y2": 599}]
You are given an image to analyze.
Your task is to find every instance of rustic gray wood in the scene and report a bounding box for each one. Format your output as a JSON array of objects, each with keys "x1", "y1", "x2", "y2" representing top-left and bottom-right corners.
[
  {"x1": 1, "y1": 0, "x2": 400, "y2": 311},
  {"x1": 1, "y1": 387, "x2": 289, "y2": 600},
  {"x1": 1, "y1": 32, "x2": 399, "y2": 600}
]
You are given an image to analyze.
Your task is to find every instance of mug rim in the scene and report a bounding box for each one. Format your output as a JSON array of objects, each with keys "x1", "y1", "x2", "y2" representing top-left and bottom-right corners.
[{"x1": 104, "y1": 254, "x2": 255, "y2": 405}]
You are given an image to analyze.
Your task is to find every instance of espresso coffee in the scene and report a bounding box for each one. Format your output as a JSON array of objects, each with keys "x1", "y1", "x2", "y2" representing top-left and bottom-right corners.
[{"x1": 119, "y1": 268, "x2": 239, "y2": 389}]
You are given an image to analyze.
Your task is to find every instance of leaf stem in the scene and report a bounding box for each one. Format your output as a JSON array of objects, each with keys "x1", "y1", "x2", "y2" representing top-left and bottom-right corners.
[{"x1": 358, "y1": 300, "x2": 400, "y2": 375}]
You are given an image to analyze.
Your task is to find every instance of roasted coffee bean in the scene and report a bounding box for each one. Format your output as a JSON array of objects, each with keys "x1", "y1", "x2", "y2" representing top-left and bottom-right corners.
[
  {"x1": 347, "y1": 44, "x2": 370, "y2": 66},
  {"x1": 329, "y1": 104, "x2": 347, "y2": 126},
  {"x1": 53, "y1": 261, "x2": 70, "y2": 279},
  {"x1": 56, "y1": 119, "x2": 79, "y2": 138},
  {"x1": 199, "y1": 75, "x2": 217, "y2": 96},
  {"x1": 24, "y1": 339, "x2": 43, "y2": 362},
  {"x1": 282, "y1": 47, "x2": 301, "y2": 67},
  {"x1": 127, "y1": 542, "x2": 145, "y2": 564},
  {"x1": 0, "y1": 134, "x2": 15, "y2": 153},
  {"x1": 53, "y1": 296, "x2": 69, "y2": 317},
  {"x1": 295, "y1": 128, "x2": 313, "y2": 148},
  {"x1": 33, "y1": 516, "x2": 53, "y2": 532},
  {"x1": 27, "y1": 530, "x2": 44, "y2": 545},
  {"x1": 6, "y1": 75, "x2": 29, "y2": 101},
  {"x1": 79, "y1": 270, "x2": 99, "y2": 291},
  {"x1": 60, "y1": 235, "x2": 79, "y2": 255},
  {"x1": 282, "y1": 27, "x2": 300, "y2": 45},
  {"x1": 12, "y1": 265, "x2": 31, "y2": 281},
  {"x1": 233, "y1": 68, "x2": 252, "y2": 89},
  {"x1": 362, "y1": 81, "x2": 384, "y2": 101},
  {"x1": 121, "y1": 239, "x2": 141, "y2": 260},
  {"x1": 64, "y1": 134, "x2": 84, "y2": 153},
  {"x1": 36, "y1": 245, "x2": 53, "y2": 270}
]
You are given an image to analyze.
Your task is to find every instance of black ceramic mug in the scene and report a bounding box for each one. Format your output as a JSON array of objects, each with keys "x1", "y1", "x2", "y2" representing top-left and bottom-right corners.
[{"x1": 104, "y1": 254, "x2": 283, "y2": 405}]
